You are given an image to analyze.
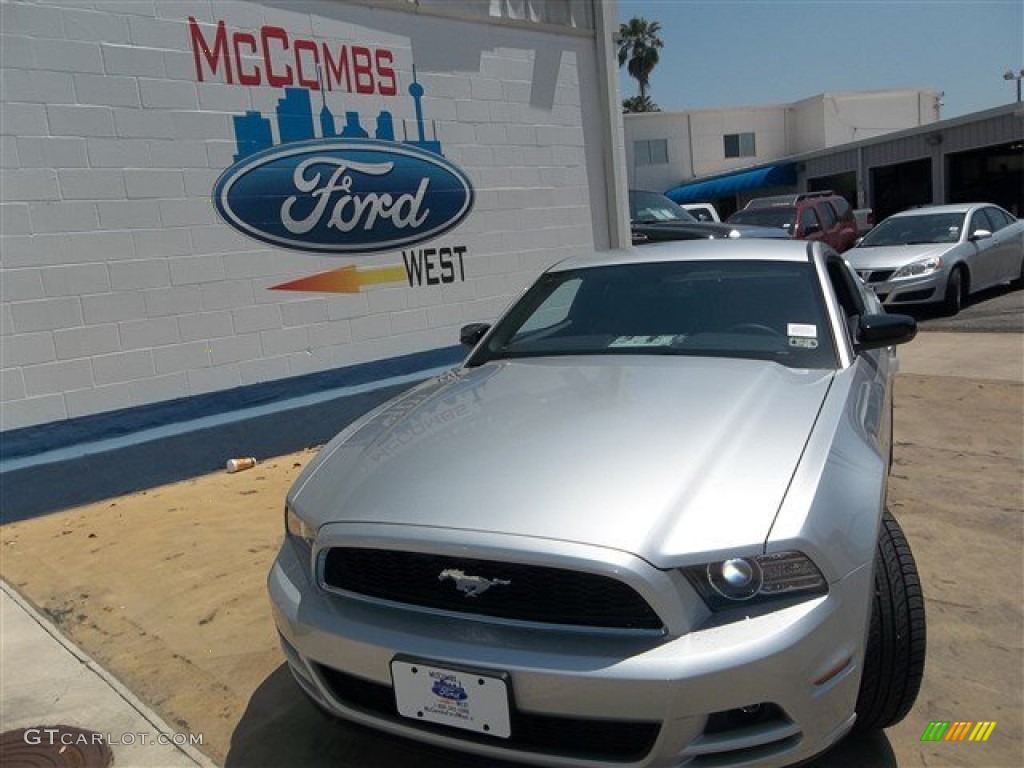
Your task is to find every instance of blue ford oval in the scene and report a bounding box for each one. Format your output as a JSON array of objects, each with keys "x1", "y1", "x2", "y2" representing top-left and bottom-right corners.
[
  {"x1": 431, "y1": 680, "x2": 468, "y2": 702},
  {"x1": 214, "y1": 139, "x2": 474, "y2": 254}
]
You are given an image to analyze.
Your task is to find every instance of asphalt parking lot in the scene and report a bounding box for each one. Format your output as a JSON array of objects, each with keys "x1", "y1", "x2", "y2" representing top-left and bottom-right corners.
[
  {"x1": 2, "y1": 289, "x2": 1021, "y2": 768},
  {"x1": 910, "y1": 284, "x2": 1023, "y2": 334}
]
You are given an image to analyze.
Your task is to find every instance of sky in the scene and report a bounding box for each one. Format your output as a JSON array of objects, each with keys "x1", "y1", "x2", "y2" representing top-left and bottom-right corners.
[{"x1": 616, "y1": 0, "x2": 1024, "y2": 119}]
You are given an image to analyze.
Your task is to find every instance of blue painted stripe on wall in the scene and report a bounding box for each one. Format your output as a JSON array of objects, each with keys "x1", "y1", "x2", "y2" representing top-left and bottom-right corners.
[{"x1": 0, "y1": 346, "x2": 465, "y2": 462}]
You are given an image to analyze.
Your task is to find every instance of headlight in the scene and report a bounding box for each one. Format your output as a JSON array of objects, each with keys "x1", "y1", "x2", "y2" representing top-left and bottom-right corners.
[
  {"x1": 285, "y1": 504, "x2": 316, "y2": 563},
  {"x1": 683, "y1": 551, "x2": 827, "y2": 611},
  {"x1": 891, "y1": 255, "x2": 942, "y2": 279}
]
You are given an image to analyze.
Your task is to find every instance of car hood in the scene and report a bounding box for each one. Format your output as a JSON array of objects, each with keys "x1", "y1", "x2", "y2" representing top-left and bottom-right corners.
[
  {"x1": 846, "y1": 243, "x2": 953, "y2": 269},
  {"x1": 291, "y1": 357, "x2": 833, "y2": 566}
]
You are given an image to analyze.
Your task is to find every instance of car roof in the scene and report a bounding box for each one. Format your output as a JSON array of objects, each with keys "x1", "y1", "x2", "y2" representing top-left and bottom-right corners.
[
  {"x1": 744, "y1": 191, "x2": 840, "y2": 208},
  {"x1": 550, "y1": 239, "x2": 816, "y2": 272},
  {"x1": 888, "y1": 203, "x2": 986, "y2": 217}
]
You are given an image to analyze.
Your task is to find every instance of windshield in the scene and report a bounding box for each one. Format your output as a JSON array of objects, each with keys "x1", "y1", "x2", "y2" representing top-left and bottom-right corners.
[
  {"x1": 469, "y1": 260, "x2": 837, "y2": 369},
  {"x1": 727, "y1": 208, "x2": 796, "y2": 233},
  {"x1": 857, "y1": 212, "x2": 965, "y2": 246},
  {"x1": 630, "y1": 191, "x2": 698, "y2": 224}
]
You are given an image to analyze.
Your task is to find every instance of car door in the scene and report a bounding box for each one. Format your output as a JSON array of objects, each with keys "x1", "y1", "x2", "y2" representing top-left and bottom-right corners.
[
  {"x1": 815, "y1": 202, "x2": 841, "y2": 251},
  {"x1": 824, "y1": 253, "x2": 892, "y2": 461},
  {"x1": 797, "y1": 206, "x2": 825, "y2": 244},
  {"x1": 982, "y1": 206, "x2": 1021, "y2": 282},
  {"x1": 966, "y1": 208, "x2": 1002, "y2": 290}
]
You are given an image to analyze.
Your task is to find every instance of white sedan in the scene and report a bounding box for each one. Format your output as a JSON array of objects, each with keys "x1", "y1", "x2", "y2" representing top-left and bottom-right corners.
[{"x1": 846, "y1": 203, "x2": 1024, "y2": 314}]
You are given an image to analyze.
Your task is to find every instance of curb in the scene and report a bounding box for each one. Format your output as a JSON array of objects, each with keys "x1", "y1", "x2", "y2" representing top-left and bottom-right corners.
[{"x1": 1, "y1": 580, "x2": 218, "y2": 768}]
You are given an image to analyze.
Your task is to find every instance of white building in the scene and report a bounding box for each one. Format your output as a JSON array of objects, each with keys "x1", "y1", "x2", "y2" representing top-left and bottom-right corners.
[{"x1": 624, "y1": 89, "x2": 942, "y2": 208}]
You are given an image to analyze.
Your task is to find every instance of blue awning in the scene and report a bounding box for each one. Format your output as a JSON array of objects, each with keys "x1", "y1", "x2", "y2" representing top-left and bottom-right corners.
[{"x1": 665, "y1": 163, "x2": 797, "y2": 203}]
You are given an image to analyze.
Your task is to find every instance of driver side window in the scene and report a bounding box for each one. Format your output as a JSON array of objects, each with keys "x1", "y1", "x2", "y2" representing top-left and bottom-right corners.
[
  {"x1": 800, "y1": 207, "x2": 822, "y2": 235},
  {"x1": 825, "y1": 255, "x2": 866, "y2": 344},
  {"x1": 969, "y1": 209, "x2": 993, "y2": 234}
]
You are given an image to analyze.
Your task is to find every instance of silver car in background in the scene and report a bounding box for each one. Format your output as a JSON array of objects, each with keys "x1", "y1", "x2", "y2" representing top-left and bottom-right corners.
[
  {"x1": 269, "y1": 240, "x2": 925, "y2": 768},
  {"x1": 847, "y1": 202, "x2": 1024, "y2": 314}
]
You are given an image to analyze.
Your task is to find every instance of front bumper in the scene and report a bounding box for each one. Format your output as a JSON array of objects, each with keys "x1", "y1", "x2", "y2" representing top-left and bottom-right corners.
[
  {"x1": 269, "y1": 534, "x2": 870, "y2": 768},
  {"x1": 859, "y1": 272, "x2": 942, "y2": 306}
]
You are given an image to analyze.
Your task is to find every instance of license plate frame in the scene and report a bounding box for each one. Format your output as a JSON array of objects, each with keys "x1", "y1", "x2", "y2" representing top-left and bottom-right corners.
[{"x1": 391, "y1": 656, "x2": 512, "y2": 739}]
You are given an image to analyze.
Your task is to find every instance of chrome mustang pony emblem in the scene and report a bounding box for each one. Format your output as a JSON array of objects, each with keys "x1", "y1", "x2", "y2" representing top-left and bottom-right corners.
[{"x1": 438, "y1": 569, "x2": 511, "y2": 598}]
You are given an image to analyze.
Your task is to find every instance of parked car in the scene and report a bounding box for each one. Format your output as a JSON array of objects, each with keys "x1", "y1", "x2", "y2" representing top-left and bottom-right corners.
[
  {"x1": 630, "y1": 189, "x2": 788, "y2": 244},
  {"x1": 846, "y1": 203, "x2": 1024, "y2": 315},
  {"x1": 727, "y1": 191, "x2": 859, "y2": 252},
  {"x1": 270, "y1": 239, "x2": 925, "y2": 768},
  {"x1": 681, "y1": 202, "x2": 721, "y2": 222}
]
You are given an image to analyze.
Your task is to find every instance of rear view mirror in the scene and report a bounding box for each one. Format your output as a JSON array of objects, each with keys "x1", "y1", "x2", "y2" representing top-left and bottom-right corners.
[
  {"x1": 855, "y1": 313, "x2": 917, "y2": 351},
  {"x1": 460, "y1": 323, "x2": 490, "y2": 347}
]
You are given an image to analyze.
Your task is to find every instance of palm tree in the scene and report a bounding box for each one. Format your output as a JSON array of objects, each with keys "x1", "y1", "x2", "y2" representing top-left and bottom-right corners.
[
  {"x1": 617, "y1": 17, "x2": 664, "y2": 103},
  {"x1": 622, "y1": 94, "x2": 659, "y2": 113}
]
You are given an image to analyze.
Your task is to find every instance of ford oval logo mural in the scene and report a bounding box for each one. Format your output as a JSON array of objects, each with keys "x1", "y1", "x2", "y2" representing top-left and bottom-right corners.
[{"x1": 214, "y1": 139, "x2": 474, "y2": 254}]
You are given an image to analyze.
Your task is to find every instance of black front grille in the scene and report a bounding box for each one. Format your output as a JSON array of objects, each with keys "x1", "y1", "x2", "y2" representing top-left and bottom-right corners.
[
  {"x1": 321, "y1": 548, "x2": 663, "y2": 630},
  {"x1": 860, "y1": 269, "x2": 895, "y2": 283},
  {"x1": 317, "y1": 665, "x2": 661, "y2": 763}
]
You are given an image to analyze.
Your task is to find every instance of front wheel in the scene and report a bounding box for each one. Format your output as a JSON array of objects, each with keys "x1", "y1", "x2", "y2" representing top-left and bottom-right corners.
[
  {"x1": 854, "y1": 510, "x2": 926, "y2": 731},
  {"x1": 942, "y1": 267, "x2": 966, "y2": 316}
]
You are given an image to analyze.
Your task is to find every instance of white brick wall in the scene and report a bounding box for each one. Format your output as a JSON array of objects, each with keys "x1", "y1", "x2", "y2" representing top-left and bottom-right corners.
[{"x1": 1, "y1": 0, "x2": 609, "y2": 433}]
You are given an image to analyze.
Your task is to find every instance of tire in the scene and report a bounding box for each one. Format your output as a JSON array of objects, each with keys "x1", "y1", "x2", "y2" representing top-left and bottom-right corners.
[
  {"x1": 942, "y1": 267, "x2": 966, "y2": 316},
  {"x1": 1013, "y1": 256, "x2": 1024, "y2": 289},
  {"x1": 854, "y1": 510, "x2": 926, "y2": 731}
]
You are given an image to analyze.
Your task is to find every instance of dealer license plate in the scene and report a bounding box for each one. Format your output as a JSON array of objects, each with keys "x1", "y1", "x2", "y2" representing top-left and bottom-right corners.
[{"x1": 391, "y1": 658, "x2": 511, "y2": 739}]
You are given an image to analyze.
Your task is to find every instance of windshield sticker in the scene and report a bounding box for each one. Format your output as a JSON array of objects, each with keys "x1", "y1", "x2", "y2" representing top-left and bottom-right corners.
[
  {"x1": 789, "y1": 337, "x2": 819, "y2": 349},
  {"x1": 787, "y1": 323, "x2": 818, "y2": 338},
  {"x1": 610, "y1": 335, "x2": 677, "y2": 348}
]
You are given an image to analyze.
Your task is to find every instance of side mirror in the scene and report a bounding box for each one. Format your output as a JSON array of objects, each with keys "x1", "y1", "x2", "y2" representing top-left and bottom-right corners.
[
  {"x1": 803, "y1": 224, "x2": 822, "y2": 237},
  {"x1": 855, "y1": 313, "x2": 917, "y2": 352},
  {"x1": 969, "y1": 229, "x2": 992, "y2": 242},
  {"x1": 460, "y1": 322, "x2": 490, "y2": 347}
]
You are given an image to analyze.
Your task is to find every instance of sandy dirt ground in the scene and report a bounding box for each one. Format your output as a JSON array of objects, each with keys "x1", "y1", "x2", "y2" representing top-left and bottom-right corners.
[{"x1": 2, "y1": 371, "x2": 1022, "y2": 768}]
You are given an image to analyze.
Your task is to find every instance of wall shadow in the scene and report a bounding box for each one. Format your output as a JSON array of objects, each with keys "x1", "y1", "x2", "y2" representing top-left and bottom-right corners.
[{"x1": 228, "y1": 664, "x2": 895, "y2": 768}]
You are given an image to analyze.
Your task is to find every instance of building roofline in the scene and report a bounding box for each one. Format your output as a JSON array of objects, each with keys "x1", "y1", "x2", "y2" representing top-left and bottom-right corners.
[
  {"x1": 667, "y1": 101, "x2": 1023, "y2": 187},
  {"x1": 789, "y1": 101, "x2": 1024, "y2": 162},
  {"x1": 623, "y1": 87, "x2": 942, "y2": 120}
]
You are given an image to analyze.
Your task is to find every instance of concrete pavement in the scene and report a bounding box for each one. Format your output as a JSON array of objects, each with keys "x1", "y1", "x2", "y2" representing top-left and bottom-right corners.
[
  {"x1": 1, "y1": 581, "x2": 213, "y2": 767},
  {"x1": 899, "y1": 331, "x2": 1023, "y2": 382}
]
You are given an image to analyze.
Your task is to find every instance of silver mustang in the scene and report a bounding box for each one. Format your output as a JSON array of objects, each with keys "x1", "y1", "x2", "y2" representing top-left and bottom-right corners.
[{"x1": 269, "y1": 240, "x2": 925, "y2": 768}]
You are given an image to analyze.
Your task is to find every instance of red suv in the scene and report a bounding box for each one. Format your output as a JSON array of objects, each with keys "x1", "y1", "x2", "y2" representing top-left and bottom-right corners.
[{"x1": 726, "y1": 191, "x2": 858, "y2": 252}]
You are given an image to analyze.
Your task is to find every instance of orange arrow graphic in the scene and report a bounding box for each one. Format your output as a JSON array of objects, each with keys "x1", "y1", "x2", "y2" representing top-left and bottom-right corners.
[{"x1": 271, "y1": 263, "x2": 407, "y2": 293}]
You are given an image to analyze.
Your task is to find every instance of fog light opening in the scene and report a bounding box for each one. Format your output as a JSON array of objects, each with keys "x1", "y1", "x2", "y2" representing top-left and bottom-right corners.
[{"x1": 703, "y1": 702, "x2": 787, "y2": 735}]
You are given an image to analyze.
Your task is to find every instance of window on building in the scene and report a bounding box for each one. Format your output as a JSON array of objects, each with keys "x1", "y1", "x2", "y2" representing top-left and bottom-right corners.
[
  {"x1": 634, "y1": 139, "x2": 669, "y2": 166},
  {"x1": 724, "y1": 132, "x2": 756, "y2": 158}
]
